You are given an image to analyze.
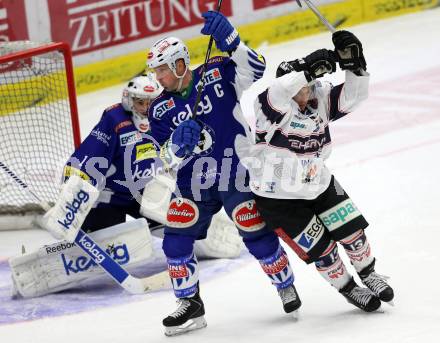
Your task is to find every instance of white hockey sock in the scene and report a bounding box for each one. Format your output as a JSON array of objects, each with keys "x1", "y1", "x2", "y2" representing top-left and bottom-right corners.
[
  {"x1": 340, "y1": 229, "x2": 374, "y2": 273},
  {"x1": 315, "y1": 241, "x2": 351, "y2": 290}
]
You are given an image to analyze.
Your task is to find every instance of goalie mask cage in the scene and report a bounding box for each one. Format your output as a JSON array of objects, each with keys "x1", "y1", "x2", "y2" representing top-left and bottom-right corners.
[{"x1": 0, "y1": 41, "x2": 80, "y2": 230}]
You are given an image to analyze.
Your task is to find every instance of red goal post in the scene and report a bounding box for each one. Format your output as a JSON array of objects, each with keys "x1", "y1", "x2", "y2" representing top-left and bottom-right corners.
[{"x1": 0, "y1": 41, "x2": 81, "y2": 230}]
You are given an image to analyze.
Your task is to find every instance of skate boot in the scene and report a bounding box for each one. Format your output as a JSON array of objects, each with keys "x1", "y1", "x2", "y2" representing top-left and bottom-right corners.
[
  {"x1": 358, "y1": 259, "x2": 394, "y2": 303},
  {"x1": 339, "y1": 277, "x2": 381, "y2": 312},
  {"x1": 163, "y1": 289, "x2": 207, "y2": 336},
  {"x1": 278, "y1": 284, "x2": 302, "y2": 314}
]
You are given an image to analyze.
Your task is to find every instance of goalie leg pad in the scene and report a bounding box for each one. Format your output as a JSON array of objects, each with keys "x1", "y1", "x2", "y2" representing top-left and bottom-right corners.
[
  {"x1": 193, "y1": 209, "x2": 243, "y2": 259},
  {"x1": 9, "y1": 218, "x2": 153, "y2": 298}
]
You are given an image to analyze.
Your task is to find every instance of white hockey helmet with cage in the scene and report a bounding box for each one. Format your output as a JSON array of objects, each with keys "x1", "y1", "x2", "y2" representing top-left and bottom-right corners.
[
  {"x1": 122, "y1": 73, "x2": 162, "y2": 132},
  {"x1": 146, "y1": 37, "x2": 190, "y2": 77}
]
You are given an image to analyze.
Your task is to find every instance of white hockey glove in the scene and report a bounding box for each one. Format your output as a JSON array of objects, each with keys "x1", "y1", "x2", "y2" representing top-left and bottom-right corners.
[{"x1": 42, "y1": 175, "x2": 99, "y2": 242}]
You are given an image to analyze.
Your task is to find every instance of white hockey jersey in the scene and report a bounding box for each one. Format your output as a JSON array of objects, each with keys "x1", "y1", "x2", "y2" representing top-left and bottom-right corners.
[{"x1": 236, "y1": 70, "x2": 369, "y2": 200}]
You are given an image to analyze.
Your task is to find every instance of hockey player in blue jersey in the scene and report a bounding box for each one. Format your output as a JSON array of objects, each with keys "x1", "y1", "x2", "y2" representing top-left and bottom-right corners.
[
  {"x1": 147, "y1": 11, "x2": 301, "y2": 336},
  {"x1": 12, "y1": 74, "x2": 244, "y2": 298}
]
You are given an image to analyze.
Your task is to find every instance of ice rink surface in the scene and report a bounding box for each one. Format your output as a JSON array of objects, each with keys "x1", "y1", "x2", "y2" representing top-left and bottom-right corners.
[{"x1": 1, "y1": 7, "x2": 440, "y2": 342}]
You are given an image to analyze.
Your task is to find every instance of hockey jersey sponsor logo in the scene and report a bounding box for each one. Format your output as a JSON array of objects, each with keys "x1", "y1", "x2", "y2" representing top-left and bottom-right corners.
[
  {"x1": 91, "y1": 128, "x2": 111, "y2": 146},
  {"x1": 57, "y1": 190, "x2": 90, "y2": 230},
  {"x1": 61, "y1": 243, "x2": 129, "y2": 275},
  {"x1": 120, "y1": 130, "x2": 142, "y2": 146},
  {"x1": 135, "y1": 143, "x2": 157, "y2": 161},
  {"x1": 319, "y1": 199, "x2": 361, "y2": 231},
  {"x1": 295, "y1": 216, "x2": 324, "y2": 251},
  {"x1": 202, "y1": 68, "x2": 222, "y2": 86},
  {"x1": 63, "y1": 166, "x2": 90, "y2": 181},
  {"x1": 152, "y1": 98, "x2": 176, "y2": 119},
  {"x1": 172, "y1": 97, "x2": 213, "y2": 126},
  {"x1": 131, "y1": 163, "x2": 163, "y2": 181},
  {"x1": 232, "y1": 200, "x2": 265, "y2": 232},
  {"x1": 290, "y1": 121, "x2": 306, "y2": 129},
  {"x1": 167, "y1": 198, "x2": 199, "y2": 228}
]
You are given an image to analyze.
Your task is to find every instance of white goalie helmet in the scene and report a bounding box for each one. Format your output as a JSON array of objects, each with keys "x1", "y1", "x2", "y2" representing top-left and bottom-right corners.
[
  {"x1": 146, "y1": 36, "x2": 190, "y2": 78},
  {"x1": 121, "y1": 73, "x2": 162, "y2": 132}
]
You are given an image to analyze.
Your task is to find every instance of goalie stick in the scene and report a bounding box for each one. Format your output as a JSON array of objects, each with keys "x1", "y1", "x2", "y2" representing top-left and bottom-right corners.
[{"x1": 0, "y1": 161, "x2": 170, "y2": 295}]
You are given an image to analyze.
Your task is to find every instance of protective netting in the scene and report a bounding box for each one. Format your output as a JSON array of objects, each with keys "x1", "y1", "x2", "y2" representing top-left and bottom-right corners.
[{"x1": 0, "y1": 41, "x2": 78, "y2": 220}]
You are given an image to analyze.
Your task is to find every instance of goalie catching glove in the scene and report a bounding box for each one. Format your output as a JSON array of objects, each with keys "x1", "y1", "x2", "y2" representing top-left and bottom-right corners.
[{"x1": 42, "y1": 175, "x2": 100, "y2": 242}]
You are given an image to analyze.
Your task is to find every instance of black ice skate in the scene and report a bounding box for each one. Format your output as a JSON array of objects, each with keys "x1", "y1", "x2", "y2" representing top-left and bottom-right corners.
[
  {"x1": 278, "y1": 284, "x2": 302, "y2": 315},
  {"x1": 339, "y1": 277, "x2": 381, "y2": 312},
  {"x1": 358, "y1": 259, "x2": 394, "y2": 303},
  {"x1": 163, "y1": 289, "x2": 207, "y2": 336}
]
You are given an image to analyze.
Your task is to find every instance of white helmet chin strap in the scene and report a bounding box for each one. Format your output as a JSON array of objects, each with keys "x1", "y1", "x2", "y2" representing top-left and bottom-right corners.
[
  {"x1": 172, "y1": 64, "x2": 188, "y2": 92},
  {"x1": 132, "y1": 111, "x2": 150, "y2": 133}
]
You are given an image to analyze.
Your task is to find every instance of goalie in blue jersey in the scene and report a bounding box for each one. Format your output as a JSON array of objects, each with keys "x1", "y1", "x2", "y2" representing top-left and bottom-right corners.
[{"x1": 147, "y1": 11, "x2": 301, "y2": 336}]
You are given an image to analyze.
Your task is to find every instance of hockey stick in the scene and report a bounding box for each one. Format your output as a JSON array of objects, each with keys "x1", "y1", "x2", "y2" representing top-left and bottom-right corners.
[
  {"x1": 191, "y1": 0, "x2": 223, "y2": 119},
  {"x1": 0, "y1": 161, "x2": 170, "y2": 294},
  {"x1": 296, "y1": 0, "x2": 336, "y2": 33}
]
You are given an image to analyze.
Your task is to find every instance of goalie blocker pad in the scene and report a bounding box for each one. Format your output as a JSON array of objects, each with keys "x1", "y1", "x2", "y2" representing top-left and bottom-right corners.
[
  {"x1": 43, "y1": 175, "x2": 100, "y2": 242},
  {"x1": 9, "y1": 218, "x2": 153, "y2": 298}
]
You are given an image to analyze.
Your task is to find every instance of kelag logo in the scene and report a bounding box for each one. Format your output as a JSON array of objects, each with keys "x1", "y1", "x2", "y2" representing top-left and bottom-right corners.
[
  {"x1": 61, "y1": 243, "x2": 130, "y2": 275},
  {"x1": 57, "y1": 190, "x2": 90, "y2": 230}
]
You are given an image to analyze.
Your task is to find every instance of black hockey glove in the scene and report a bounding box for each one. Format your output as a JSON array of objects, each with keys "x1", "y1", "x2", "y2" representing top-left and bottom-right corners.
[
  {"x1": 276, "y1": 49, "x2": 336, "y2": 81},
  {"x1": 332, "y1": 30, "x2": 367, "y2": 72},
  {"x1": 302, "y1": 49, "x2": 337, "y2": 81}
]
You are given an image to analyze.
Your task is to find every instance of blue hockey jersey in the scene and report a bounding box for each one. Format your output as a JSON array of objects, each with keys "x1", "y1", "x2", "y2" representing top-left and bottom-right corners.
[
  {"x1": 149, "y1": 41, "x2": 266, "y2": 189},
  {"x1": 64, "y1": 104, "x2": 163, "y2": 207}
]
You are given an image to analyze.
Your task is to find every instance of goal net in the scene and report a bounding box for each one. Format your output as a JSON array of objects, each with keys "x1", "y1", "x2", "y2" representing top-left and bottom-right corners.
[{"x1": 0, "y1": 41, "x2": 80, "y2": 230}]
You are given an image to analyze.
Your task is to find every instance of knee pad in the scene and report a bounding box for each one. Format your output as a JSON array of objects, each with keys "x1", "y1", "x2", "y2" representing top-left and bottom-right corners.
[{"x1": 162, "y1": 233, "x2": 195, "y2": 258}]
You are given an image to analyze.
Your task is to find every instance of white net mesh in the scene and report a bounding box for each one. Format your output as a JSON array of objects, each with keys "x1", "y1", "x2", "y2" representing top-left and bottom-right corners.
[{"x1": 0, "y1": 41, "x2": 79, "y2": 225}]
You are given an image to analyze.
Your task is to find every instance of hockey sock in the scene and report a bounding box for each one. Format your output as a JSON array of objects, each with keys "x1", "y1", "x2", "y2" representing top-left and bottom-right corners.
[
  {"x1": 315, "y1": 241, "x2": 351, "y2": 290},
  {"x1": 258, "y1": 245, "x2": 294, "y2": 290},
  {"x1": 340, "y1": 229, "x2": 374, "y2": 273},
  {"x1": 166, "y1": 253, "x2": 199, "y2": 298}
]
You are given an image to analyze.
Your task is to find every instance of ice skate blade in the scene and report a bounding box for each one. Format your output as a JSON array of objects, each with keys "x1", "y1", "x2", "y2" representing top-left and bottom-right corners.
[{"x1": 164, "y1": 316, "x2": 207, "y2": 337}]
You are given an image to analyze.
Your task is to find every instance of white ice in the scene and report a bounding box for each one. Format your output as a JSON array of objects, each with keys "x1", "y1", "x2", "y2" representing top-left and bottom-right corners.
[{"x1": 1, "y1": 8, "x2": 440, "y2": 342}]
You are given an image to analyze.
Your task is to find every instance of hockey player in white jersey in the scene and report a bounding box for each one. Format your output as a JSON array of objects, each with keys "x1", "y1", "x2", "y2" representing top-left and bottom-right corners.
[
  {"x1": 9, "y1": 75, "x2": 243, "y2": 298},
  {"x1": 236, "y1": 30, "x2": 394, "y2": 312}
]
